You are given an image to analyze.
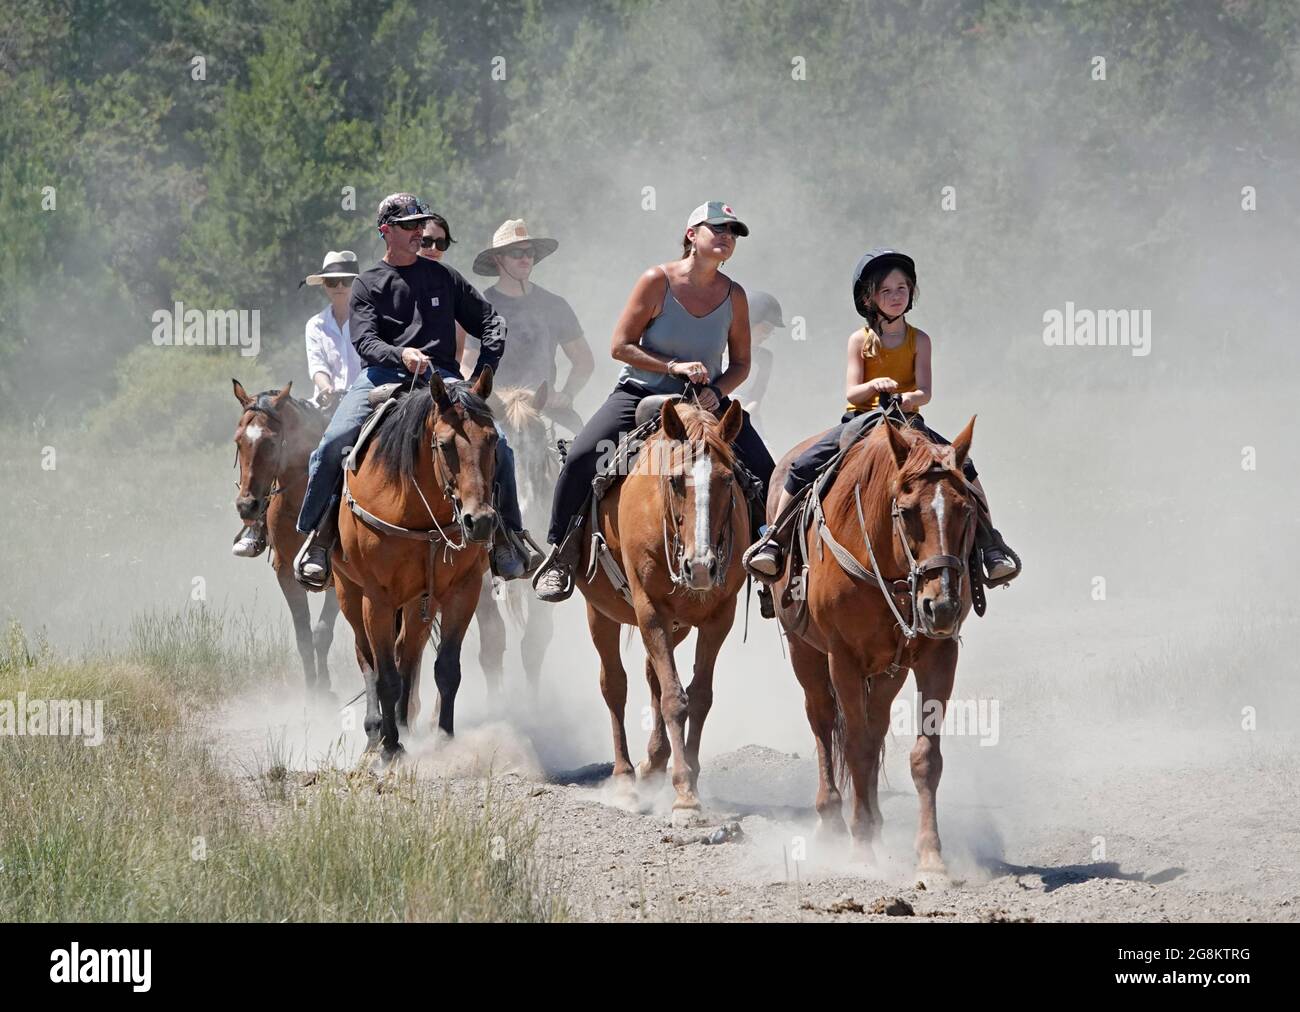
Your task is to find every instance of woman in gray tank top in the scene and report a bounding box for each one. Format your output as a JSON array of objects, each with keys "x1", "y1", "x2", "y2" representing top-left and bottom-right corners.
[{"x1": 533, "y1": 202, "x2": 777, "y2": 602}]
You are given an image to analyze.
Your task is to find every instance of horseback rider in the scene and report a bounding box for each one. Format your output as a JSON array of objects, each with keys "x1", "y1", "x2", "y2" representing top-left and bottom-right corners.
[
  {"x1": 467, "y1": 219, "x2": 594, "y2": 434},
  {"x1": 532, "y1": 201, "x2": 776, "y2": 603},
  {"x1": 733, "y1": 289, "x2": 783, "y2": 437},
  {"x1": 417, "y1": 212, "x2": 472, "y2": 369},
  {"x1": 742, "y1": 248, "x2": 1020, "y2": 583},
  {"x1": 232, "y1": 249, "x2": 361, "y2": 558},
  {"x1": 292, "y1": 192, "x2": 542, "y2": 589}
]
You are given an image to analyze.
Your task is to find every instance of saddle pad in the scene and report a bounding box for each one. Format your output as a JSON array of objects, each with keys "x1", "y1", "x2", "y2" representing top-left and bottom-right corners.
[{"x1": 346, "y1": 397, "x2": 400, "y2": 472}]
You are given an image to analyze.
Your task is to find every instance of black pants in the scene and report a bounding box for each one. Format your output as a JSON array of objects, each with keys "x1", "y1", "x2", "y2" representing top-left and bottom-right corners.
[
  {"x1": 784, "y1": 410, "x2": 978, "y2": 495},
  {"x1": 547, "y1": 381, "x2": 776, "y2": 544}
]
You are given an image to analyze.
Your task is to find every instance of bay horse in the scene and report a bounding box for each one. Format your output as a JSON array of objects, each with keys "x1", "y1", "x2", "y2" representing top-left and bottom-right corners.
[
  {"x1": 231, "y1": 380, "x2": 340, "y2": 699},
  {"x1": 578, "y1": 397, "x2": 749, "y2": 825},
  {"x1": 332, "y1": 369, "x2": 498, "y2": 765},
  {"x1": 770, "y1": 415, "x2": 978, "y2": 879},
  {"x1": 474, "y1": 382, "x2": 561, "y2": 697}
]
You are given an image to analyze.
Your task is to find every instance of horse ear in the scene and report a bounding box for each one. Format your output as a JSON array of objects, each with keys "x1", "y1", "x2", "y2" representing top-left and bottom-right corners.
[
  {"x1": 271, "y1": 381, "x2": 292, "y2": 409},
  {"x1": 531, "y1": 380, "x2": 549, "y2": 411},
  {"x1": 232, "y1": 379, "x2": 253, "y2": 409},
  {"x1": 718, "y1": 399, "x2": 744, "y2": 443},
  {"x1": 949, "y1": 415, "x2": 976, "y2": 470},
  {"x1": 429, "y1": 372, "x2": 453, "y2": 411},
  {"x1": 471, "y1": 365, "x2": 494, "y2": 401},
  {"x1": 879, "y1": 417, "x2": 910, "y2": 469},
  {"x1": 661, "y1": 399, "x2": 687, "y2": 441}
]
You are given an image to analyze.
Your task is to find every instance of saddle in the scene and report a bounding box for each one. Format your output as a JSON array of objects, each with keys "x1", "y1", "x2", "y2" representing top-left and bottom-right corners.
[{"x1": 345, "y1": 383, "x2": 408, "y2": 472}]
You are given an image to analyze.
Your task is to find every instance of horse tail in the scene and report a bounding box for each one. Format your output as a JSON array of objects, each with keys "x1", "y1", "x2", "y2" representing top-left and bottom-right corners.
[{"x1": 828, "y1": 676, "x2": 886, "y2": 801}]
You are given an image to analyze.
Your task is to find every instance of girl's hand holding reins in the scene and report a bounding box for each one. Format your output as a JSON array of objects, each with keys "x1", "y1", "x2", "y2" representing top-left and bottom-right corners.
[{"x1": 870, "y1": 377, "x2": 900, "y2": 395}]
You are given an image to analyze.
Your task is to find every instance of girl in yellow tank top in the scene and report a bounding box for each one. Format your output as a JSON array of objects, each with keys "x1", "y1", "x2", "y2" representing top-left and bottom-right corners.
[{"x1": 743, "y1": 248, "x2": 1021, "y2": 586}]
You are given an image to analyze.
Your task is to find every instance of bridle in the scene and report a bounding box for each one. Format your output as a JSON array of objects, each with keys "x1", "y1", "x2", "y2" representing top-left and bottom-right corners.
[
  {"x1": 233, "y1": 404, "x2": 291, "y2": 526},
  {"x1": 659, "y1": 438, "x2": 741, "y2": 594},
  {"x1": 851, "y1": 468, "x2": 973, "y2": 643}
]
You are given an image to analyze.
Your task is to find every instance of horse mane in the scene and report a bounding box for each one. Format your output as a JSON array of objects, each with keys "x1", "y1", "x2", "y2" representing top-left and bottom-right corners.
[
  {"x1": 494, "y1": 386, "x2": 542, "y2": 432},
  {"x1": 370, "y1": 383, "x2": 494, "y2": 482},
  {"x1": 851, "y1": 420, "x2": 965, "y2": 510},
  {"x1": 650, "y1": 402, "x2": 736, "y2": 470},
  {"x1": 246, "y1": 389, "x2": 317, "y2": 424}
]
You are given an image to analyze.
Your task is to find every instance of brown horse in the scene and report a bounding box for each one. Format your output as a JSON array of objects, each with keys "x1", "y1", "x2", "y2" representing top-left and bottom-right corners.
[
  {"x1": 332, "y1": 369, "x2": 499, "y2": 765},
  {"x1": 770, "y1": 415, "x2": 978, "y2": 879},
  {"x1": 474, "y1": 382, "x2": 561, "y2": 697},
  {"x1": 577, "y1": 398, "x2": 749, "y2": 824},
  {"x1": 231, "y1": 380, "x2": 340, "y2": 699}
]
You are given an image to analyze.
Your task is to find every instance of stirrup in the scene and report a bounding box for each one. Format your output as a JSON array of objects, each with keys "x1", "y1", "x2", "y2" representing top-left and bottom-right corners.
[
  {"x1": 293, "y1": 530, "x2": 331, "y2": 590},
  {"x1": 742, "y1": 537, "x2": 784, "y2": 584},
  {"x1": 531, "y1": 548, "x2": 575, "y2": 601},
  {"x1": 980, "y1": 529, "x2": 1021, "y2": 588},
  {"x1": 232, "y1": 524, "x2": 268, "y2": 558}
]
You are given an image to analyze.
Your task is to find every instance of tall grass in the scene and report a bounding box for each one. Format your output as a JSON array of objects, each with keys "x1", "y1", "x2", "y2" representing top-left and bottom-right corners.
[{"x1": 0, "y1": 610, "x2": 568, "y2": 922}]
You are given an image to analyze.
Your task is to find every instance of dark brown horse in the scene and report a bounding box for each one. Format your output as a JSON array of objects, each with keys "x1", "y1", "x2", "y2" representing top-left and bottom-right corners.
[
  {"x1": 232, "y1": 380, "x2": 340, "y2": 699},
  {"x1": 770, "y1": 415, "x2": 978, "y2": 880},
  {"x1": 578, "y1": 398, "x2": 749, "y2": 825},
  {"x1": 332, "y1": 369, "x2": 499, "y2": 765}
]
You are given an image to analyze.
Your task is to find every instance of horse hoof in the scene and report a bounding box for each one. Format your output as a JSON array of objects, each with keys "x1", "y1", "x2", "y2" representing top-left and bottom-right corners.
[
  {"x1": 636, "y1": 760, "x2": 666, "y2": 784},
  {"x1": 814, "y1": 816, "x2": 848, "y2": 841},
  {"x1": 670, "y1": 806, "x2": 706, "y2": 829},
  {"x1": 371, "y1": 744, "x2": 406, "y2": 772},
  {"x1": 915, "y1": 856, "x2": 950, "y2": 890}
]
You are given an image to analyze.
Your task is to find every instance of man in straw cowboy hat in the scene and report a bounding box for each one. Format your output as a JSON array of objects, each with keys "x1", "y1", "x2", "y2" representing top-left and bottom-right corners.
[
  {"x1": 468, "y1": 219, "x2": 592, "y2": 433},
  {"x1": 232, "y1": 249, "x2": 362, "y2": 559},
  {"x1": 292, "y1": 193, "x2": 541, "y2": 590}
]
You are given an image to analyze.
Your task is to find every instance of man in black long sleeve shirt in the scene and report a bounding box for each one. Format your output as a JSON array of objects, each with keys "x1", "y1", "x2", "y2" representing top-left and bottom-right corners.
[{"x1": 294, "y1": 192, "x2": 539, "y2": 588}]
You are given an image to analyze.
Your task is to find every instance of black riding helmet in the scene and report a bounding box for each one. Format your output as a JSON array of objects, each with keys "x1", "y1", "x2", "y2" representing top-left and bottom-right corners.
[{"x1": 852, "y1": 248, "x2": 916, "y2": 320}]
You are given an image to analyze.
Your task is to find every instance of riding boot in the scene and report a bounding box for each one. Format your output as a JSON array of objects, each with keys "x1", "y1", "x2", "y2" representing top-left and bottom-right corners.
[{"x1": 294, "y1": 501, "x2": 339, "y2": 590}]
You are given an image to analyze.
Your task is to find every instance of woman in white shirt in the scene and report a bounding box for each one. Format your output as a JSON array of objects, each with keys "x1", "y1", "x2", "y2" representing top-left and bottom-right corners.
[{"x1": 232, "y1": 250, "x2": 362, "y2": 557}]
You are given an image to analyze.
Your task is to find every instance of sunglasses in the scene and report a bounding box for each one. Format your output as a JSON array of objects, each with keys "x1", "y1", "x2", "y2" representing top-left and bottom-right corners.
[
  {"x1": 323, "y1": 277, "x2": 352, "y2": 289},
  {"x1": 420, "y1": 235, "x2": 452, "y2": 251},
  {"x1": 698, "y1": 221, "x2": 740, "y2": 236},
  {"x1": 392, "y1": 219, "x2": 425, "y2": 232},
  {"x1": 503, "y1": 247, "x2": 535, "y2": 260}
]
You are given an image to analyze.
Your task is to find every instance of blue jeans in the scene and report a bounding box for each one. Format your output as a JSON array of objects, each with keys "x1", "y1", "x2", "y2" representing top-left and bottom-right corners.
[{"x1": 296, "y1": 365, "x2": 522, "y2": 534}]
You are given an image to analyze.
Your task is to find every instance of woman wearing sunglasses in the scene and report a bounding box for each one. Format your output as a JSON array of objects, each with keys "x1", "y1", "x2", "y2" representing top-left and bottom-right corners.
[
  {"x1": 418, "y1": 214, "x2": 469, "y2": 369},
  {"x1": 533, "y1": 202, "x2": 776, "y2": 602},
  {"x1": 232, "y1": 249, "x2": 362, "y2": 557}
]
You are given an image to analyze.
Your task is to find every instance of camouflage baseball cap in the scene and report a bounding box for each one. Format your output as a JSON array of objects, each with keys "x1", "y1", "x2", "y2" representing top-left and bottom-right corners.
[{"x1": 376, "y1": 192, "x2": 433, "y2": 227}]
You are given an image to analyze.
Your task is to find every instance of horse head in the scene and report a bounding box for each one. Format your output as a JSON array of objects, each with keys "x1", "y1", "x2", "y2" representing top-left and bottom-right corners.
[
  {"x1": 232, "y1": 379, "x2": 295, "y2": 524},
  {"x1": 490, "y1": 381, "x2": 558, "y2": 525},
  {"x1": 427, "y1": 367, "x2": 499, "y2": 543},
  {"x1": 657, "y1": 398, "x2": 746, "y2": 592},
  {"x1": 866, "y1": 416, "x2": 979, "y2": 637}
]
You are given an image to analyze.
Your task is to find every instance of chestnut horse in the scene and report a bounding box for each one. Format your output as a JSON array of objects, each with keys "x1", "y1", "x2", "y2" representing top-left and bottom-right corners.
[
  {"x1": 332, "y1": 369, "x2": 499, "y2": 765},
  {"x1": 578, "y1": 397, "x2": 748, "y2": 824},
  {"x1": 231, "y1": 380, "x2": 340, "y2": 699},
  {"x1": 770, "y1": 415, "x2": 978, "y2": 879}
]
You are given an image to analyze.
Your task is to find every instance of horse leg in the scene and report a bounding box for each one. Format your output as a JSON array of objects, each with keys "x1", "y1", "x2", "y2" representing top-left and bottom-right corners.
[
  {"x1": 394, "y1": 601, "x2": 430, "y2": 735},
  {"x1": 828, "y1": 649, "x2": 876, "y2": 862},
  {"x1": 683, "y1": 600, "x2": 737, "y2": 795},
  {"x1": 275, "y1": 567, "x2": 317, "y2": 692},
  {"x1": 789, "y1": 636, "x2": 845, "y2": 836},
  {"x1": 861, "y1": 668, "x2": 907, "y2": 843},
  {"x1": 637, "y1": 626, "x2": 686, "y2": 782},
  {"x1": 474, "y1": 572, "x2": 506, "y2": 699},
  {"x1": 360, "y1": 596, "x2": 403, "y2": 764},
  {"x1": 334, "y1": 572, "x2": 380, "y2": 751},
  {"x1": 432, "y1": 577, "x2": 479, "y2": 738},
  {"x1": 911, "y1": 641, "x2": 957, "y2": 878},
  {"x1": 312, "y1": 585, "x2": 341, "y2": 700},
  {"x1": 587, "y1": 602, "x2": 635, "y2": 790},
  {"x1": 637, "y1": 609, "x2": 701, "y2": 823},
  {"x1": 519, "y1": 588, "x2": 554, "y2": 698}
]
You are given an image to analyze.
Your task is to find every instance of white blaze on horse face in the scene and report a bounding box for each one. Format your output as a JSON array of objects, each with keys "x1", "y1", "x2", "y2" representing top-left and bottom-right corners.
[
  {"x1": 243, "y1": 423, "x2": 264, "y2": 445},
  {"x1": 691, "y1": 448, "x2": 711, "y2": 560},
  {"x1": 932, "y1": 484, "x2": 953, "y2": 598}
]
